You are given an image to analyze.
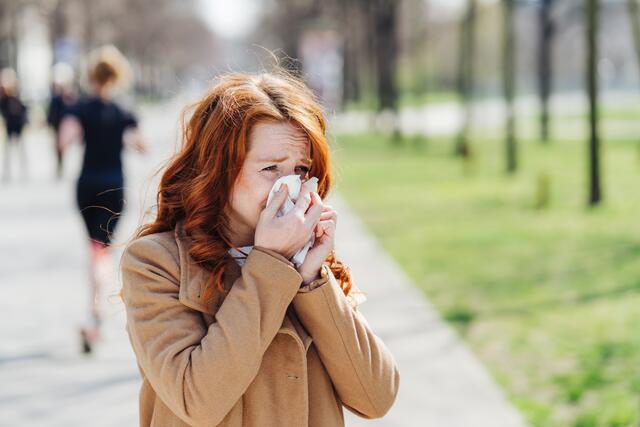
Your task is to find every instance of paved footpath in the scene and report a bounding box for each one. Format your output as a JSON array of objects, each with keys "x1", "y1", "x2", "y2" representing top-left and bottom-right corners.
[{"x1": 0, "y1": 99, "x2": 527, "y2": 427}]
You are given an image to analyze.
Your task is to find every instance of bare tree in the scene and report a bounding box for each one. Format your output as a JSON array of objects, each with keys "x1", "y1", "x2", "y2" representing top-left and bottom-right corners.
[
  {"x1": 373, "y1": 0, "x2": 399, "y2": 115},
  {"x1": 341, "y1": 0, "x2": 360, "y2": 106},
  {"x1": 627, "y1": 0, "x2": 640, "y2": 81},
  {"x1": 503, "y1": 0, "x2": 517, "y2": 173},
  {"x1": 538, "y1": 0, "x2": 555, "y2": 143},
  {"x1": 0, "y1": 0, "x2": 23, "y2": 69},
  {"x1": 455, "y1": 0, "x2": 477, "y2": 157},
  {"x1": 340, "y1": 0, "x2": 376, "y2": 107},
  {"x1": 586, "y1": 0, "x2": 602, "y2": 206},
  {"x1": 261, "y1": 0, "x2": 325, "y2": 74},
  {"x1": 0, "y1": 1, "x2": 10, "y2": 68}
]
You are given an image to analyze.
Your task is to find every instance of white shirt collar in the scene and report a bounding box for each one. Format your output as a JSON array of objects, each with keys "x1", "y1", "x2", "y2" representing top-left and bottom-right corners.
[{"x1": 228, "y1": 246, "x2": 253, "y2": 267}]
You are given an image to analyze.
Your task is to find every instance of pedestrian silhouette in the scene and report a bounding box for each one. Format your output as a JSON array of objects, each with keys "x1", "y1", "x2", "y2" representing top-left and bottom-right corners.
[
  {"x1": 0, "y1": 68, "x2": 28, "y2": 182},
  {"x1": 47, "y1": 62, "x2": 77, "y2": 179},
  {"x1": 59, "y1": 45, "x2": 146, "y2": 353}
]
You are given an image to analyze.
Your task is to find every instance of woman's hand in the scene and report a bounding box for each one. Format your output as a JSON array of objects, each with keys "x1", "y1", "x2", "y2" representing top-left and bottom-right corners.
[
  {"x1": 58, "y1": 116, "x2": 83, "y2": 151},
  {"x1": 254, "y1": 184, "x2": 323, "y2": 260},
  {"x1": 124, "y1": 128, "x2": 147, "y2": 154},
  {"x1": 297, "y1": 203, "x2": 337, "y2": 284}
]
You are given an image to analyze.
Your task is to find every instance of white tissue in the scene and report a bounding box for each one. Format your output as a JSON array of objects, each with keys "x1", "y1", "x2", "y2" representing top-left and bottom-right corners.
[
  {"x1": 228, "y1": 175, "x2": 319, "y2": 268},
  {"x1": 266, "y1": 175, "x2": 319, "y2": 267}
]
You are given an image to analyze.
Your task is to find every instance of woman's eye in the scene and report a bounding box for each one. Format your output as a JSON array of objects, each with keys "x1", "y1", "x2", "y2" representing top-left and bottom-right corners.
[{"x1": 261, "y1": 165, "x2": 309, "y2": 174}]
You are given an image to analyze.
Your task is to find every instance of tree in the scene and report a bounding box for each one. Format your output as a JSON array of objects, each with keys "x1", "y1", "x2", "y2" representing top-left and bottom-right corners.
[
  {"x1": 627, "y1": 0, "x2": 640, "y2": 82},
  {"x1": 341, "y1": 0, "x2": 360, "y2": 106},
  {"x1": 261, "y1": 0, "x2": 325, "y2": 75},
  {"x1": 340, "y1": 0, "x2": 375, "y2": 108},
  {"x1": 586, "y1": 0, "x2": 602, "y2": 205},
  {"x1": 503, "y1": 0, "x2": 517, "y2": 173},
  {"x1": 373, "y1": 0, "x2": 399, "y2": 114},
  {"x1": 0, "y1": 0, "x2": 22, "y2": 69},
  {"x1": 538, "y1": 0, "x2": 555, "y2": 143},
  {"x1": 455, "y1": 0, "x2": 477, "y2": 157}
]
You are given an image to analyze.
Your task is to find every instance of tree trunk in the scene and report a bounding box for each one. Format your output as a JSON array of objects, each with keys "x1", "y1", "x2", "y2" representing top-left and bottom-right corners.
[
  {"x1": 374, "y1": 0, "x2": 398, "y2": 113},
  {"x1": 0, "y1": 2, "x2": 6, "y2": 69},
  {"x1": 627, "y1": 0, "x2": 640, "y2": 78},
  {"x1": 50, "y1": 0, "x2": 67, "y2": 64},
  {"x1": 341, "y1": 0, "x2": 361, "y2": 107},
  {"x1": 6, "y1": 0, "x2": 19, "y2": 70},
  {"x1": 586, "y1": 0, "x2": 602, "y2": 205},
  {"x1": 503, "y1": 0, "x2": 517, "y2": 173},
  {"x1": 82, "y1": 0, "x2": 95, "y2": 52},
  {"x1": 538, "y1": 0, "x2": 555, "y2": 143},
  {"x1": 455, "y1": 0, "x2": 477, "y2": 157},
  {"x1": 363, "y1": 0, "x2": 378, "y2": 105}
]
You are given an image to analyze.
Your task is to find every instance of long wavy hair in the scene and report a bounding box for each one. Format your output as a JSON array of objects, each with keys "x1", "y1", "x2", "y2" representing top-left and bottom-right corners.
[{"x1": 136, "y1": 72, "x2": 353, "y2": 299}]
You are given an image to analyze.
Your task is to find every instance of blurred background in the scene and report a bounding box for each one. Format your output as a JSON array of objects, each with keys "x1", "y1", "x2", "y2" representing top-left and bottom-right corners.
[{"x1": 1, "y1": 0, "x2": 640, "y2": 426}]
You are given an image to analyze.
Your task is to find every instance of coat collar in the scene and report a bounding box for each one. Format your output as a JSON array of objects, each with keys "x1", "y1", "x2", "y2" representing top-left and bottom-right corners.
[
  {"x1": 173, "y1": 222, "x2": 312, "y2": 351},
  {"x1": 174, "y1": 222, "x2": 230, "y2": 314}
]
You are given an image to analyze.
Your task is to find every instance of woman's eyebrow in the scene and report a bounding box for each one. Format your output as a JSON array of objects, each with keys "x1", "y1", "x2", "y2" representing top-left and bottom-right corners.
[{"x1": 258, "y1": 155, "x2": 312, "y2": 166}]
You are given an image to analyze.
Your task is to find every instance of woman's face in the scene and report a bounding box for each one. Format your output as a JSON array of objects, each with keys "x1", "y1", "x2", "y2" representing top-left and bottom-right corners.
[{"x1": 227, "y1": 121, "x2": 312, "y2": 247}]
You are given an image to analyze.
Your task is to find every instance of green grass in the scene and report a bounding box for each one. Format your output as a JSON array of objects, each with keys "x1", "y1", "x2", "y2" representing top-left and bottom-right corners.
[{"x1": 333, "y1": 129, "x2": 640, "y2": 427}]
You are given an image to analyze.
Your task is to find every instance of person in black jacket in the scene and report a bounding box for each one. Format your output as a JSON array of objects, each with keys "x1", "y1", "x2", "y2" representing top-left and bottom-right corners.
[
  {"x1": 1, "y1": 68, "x2": 28, "y2": 182},
  {"x1": 59, "y1": 45, "x2": 146, "y2": 353},
  {"x1": 47, "y1": 63, "x2": 77, "y2": 179}
]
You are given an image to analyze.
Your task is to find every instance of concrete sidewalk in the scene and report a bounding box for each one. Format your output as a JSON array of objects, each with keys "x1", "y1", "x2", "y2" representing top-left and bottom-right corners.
[{"x1": 0, "y1": 100, "x2": 526, "y2": 426}]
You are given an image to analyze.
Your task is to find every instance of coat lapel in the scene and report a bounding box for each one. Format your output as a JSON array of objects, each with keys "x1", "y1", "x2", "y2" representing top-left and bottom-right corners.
[
  {"x1": 175, "y1": 224, "x2": 217, "y2": 314},
  {"x1": 173, "y1": 222, "x2": 313, "y2": 351}
]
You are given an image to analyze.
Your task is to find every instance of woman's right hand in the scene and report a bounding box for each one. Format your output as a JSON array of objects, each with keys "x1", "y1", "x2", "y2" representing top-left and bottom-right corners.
[{"x1": 254, "y1": 183, "x2": 323, "y2": 260}]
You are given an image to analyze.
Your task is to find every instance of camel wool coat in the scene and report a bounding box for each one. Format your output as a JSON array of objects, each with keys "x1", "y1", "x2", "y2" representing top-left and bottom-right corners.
[{"x1": 121, "y1": 224, "x2": 400, "y2": 427}]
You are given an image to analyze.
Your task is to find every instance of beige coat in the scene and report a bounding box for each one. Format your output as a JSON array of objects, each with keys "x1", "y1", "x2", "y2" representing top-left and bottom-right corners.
[{"x1": 121, "y1": 224, "x2": 400, "y2": 426}]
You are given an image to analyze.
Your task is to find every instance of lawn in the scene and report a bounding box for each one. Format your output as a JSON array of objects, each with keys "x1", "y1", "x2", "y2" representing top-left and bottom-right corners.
[{"x1": 333, "y1": 126, "x2": 640, "y2": 426}]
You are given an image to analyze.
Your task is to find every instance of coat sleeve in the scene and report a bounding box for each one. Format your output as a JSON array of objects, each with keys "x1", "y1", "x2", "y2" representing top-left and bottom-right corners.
[
  {"x1": 121, "y1": 236, "x2": 302, "y2": 426},
  {"x1": 292, "y1": 265, "x2": 400, "y2": 419}
]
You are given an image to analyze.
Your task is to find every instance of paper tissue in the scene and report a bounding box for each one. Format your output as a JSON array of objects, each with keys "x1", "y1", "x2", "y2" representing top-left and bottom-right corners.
[{"x1": 229, "y1": 175, "x2": 319, "y2": 267}]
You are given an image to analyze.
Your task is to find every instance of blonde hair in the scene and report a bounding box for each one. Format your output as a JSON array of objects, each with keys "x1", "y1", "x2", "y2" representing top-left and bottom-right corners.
[{"x1": 87, "y1": 45, "x2": 131, "y2": 89}]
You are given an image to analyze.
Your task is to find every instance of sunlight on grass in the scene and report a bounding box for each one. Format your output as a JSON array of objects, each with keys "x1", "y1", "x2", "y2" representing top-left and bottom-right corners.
[{"x1": 333, "y1": 125, "x2": 640, "y2": 426}]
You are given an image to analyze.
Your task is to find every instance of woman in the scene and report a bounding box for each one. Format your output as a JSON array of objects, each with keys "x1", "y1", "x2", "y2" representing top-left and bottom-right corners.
[
  {"x1": 121, "y1": 72, "x2": 399, "y2": 426},
  {"x1": 59, "y1": 45, "x2": 145, "y2": 353}
]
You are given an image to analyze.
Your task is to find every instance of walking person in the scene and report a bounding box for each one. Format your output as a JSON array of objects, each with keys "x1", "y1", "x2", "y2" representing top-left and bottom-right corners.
[
  {"x1": 0, "y1": 68, "x2": 28, "y2": 182},
  {"x1": 47, "y1": 62, "x2": 77, "y2": 179},
  {"x1": 59, "y1": 45, "x2": 146, "y2": 353},
  {"x1": 121, "y1": 72, "x2": 400, "y2": 426}
]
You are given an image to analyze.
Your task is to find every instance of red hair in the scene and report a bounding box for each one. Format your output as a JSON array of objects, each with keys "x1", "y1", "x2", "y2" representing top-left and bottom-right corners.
[{"x1": 136, "y1": 72, "x2": 352, "y2": 298}]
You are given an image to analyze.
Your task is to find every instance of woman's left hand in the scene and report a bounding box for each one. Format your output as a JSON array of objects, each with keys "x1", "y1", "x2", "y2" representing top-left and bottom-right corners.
[{"x1": 297, "y1": 200, "x2": 337, "y2": 285}]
